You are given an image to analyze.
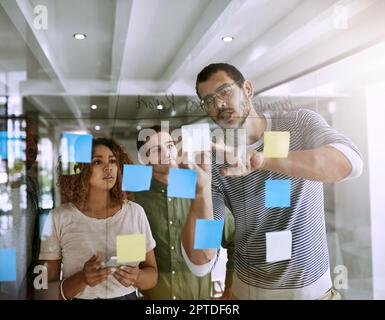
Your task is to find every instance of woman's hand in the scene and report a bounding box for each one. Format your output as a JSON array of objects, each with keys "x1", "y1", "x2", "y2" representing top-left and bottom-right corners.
[
  {"x1": 112, "y1": 266, "x2": 140, "y2": 287},
  {"x1": 82, "y1": 253, "x2": 112, "y2": 287}
]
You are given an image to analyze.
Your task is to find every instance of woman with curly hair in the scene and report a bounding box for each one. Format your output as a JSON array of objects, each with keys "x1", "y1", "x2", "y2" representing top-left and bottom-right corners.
[{"x1": 38, "y1": 138, "x2": 157, "y2": 300}]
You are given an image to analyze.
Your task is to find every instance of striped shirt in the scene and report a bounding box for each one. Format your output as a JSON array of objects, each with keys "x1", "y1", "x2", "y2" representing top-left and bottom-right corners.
[{"x1": 183, "y1": 108, "x2": 362, "y2": 299}]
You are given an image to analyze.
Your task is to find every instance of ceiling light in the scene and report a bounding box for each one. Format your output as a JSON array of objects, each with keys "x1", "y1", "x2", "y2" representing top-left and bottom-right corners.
[
  {"x1": 328, "y1": 101, "x2": 337, "y2": 114},
  {"x1": 136, "y1": 125, "x2": 142, "y2": 131},
  {"x1": 94, "y1": 125, "x2": 101, "y2": 131},
  {"x1": 73, "y1": 33, "x2": 87, "y2": 40},
  {"x1": 156, "y1": 104, "x2": 164, "y2": 110},
  {"x1": 171, "y1": 110, "x2": 176, "y2": 116},
  {"x1": 222, "y1": 36, "x2": 234, "y2": 42},
  {"x1": 90, "y1": 104, "x2": 97, "y2": 110}
]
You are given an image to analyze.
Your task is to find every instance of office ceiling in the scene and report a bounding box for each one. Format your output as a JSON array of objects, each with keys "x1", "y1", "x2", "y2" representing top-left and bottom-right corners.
[{"x1": 1, "y1": 0, "x2": 385, "y2": 138}]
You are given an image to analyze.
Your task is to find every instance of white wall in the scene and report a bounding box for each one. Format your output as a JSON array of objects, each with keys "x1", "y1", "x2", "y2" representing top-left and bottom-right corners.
[
  {"x1": 333, "y1": 83, "x2": 373, "y2": 299},
  {"x1": 365, "y1": 81, "x2": 385, "y2": 299}
]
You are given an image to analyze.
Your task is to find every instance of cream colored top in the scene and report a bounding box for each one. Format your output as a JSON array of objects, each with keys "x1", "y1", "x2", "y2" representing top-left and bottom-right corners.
[{"x1": 39, "y1": 200, "x2": 156, "y2": 299}]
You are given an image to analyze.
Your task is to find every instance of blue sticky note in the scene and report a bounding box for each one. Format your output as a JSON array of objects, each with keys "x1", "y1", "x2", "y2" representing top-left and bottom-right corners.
[
  {"x1": 63, "y1": 132, "x2": 93, "y2": 163},
  {"x1": 122, "y1": 165, "x2": 152, "y2": 192},
  {"x1": 0, "y1": 248, "x2": 17, "y2": 282},
  {"x1": 265, "y1": 179, "x2": 291, "y2": 208},
  {"x1": 194, "y1": 219, "x2": 224, "y2": 249},
  {"x1": 0, "y1": 131, "x2": 8, "y2": 160},
  {"x1": 167, "y1": 168, "x2": 197, "y2": 199},
  {"x1": 0, "y1": 132, "x2": 22, "y2": 160}
]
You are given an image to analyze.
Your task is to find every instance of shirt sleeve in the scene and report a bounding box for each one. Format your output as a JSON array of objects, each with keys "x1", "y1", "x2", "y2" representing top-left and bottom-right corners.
[
  {"x1": 38, "y1": 211, "x2": 62, "y2": 260},
  {"x1": 328, "y1": 143, "x2": 363, "y2": 180},
  {"x1": 298, "y1": 109, "x2": 363, "y2": 180},
  {"x1": 138, "y1": 206, "x2": 156, "y2": 252},
  {"x1": 181, "y1": 243, "x2": 217, "y2": 277}
]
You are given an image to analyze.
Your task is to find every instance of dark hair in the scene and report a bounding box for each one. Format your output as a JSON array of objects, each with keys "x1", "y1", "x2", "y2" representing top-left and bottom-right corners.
[
  {"x1": 136, "y1": 125, "x2": 162, "y2": 152},
  {"x1": 58, "y1": 137, "x2": 134, "y2": 207},
  {"x1": 195, "y1": 63, "x2": 245, "y2": 98}
]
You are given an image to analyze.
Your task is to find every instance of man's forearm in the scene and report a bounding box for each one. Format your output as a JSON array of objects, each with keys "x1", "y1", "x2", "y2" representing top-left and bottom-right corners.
[
  {"x1": 263, "y1": 146, "x2": 352, "y2": 182},
  {"x1": 134, "y1": 267, "x2": 157, "y2": 290},
  {"x1": 182, "y1": 186, "x2": 216, "y2": 265}
]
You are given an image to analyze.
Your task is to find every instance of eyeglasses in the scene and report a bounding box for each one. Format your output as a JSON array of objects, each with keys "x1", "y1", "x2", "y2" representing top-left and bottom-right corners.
[{"x1": 200, "y1": 81, "x2": 239, "y2": 112}]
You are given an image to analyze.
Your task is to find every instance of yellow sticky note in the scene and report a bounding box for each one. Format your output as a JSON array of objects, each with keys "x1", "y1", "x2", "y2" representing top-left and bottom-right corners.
[
  {"x1": 263, "y1": 131, "x2": 290, "y2": 158},
  {"x1": 117, "y1": 234, "x2": 146, "y2": 264}
]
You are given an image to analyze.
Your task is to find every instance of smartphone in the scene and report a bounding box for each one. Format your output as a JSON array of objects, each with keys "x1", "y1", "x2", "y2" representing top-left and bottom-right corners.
[
  {"x1": 104, "y1": 256, "x2": 137, "y2": 268},
  {"x1": 104, "y1": 256, "x2": 118, "y2": 267}
]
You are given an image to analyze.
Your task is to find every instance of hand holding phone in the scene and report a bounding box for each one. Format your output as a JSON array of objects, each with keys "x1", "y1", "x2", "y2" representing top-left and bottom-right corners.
[
  {"x1": 104, "y1": 256, "x2": 137, "y2": 268},
  {"x1": 104, "y1": 256, "x2": 118, "y2": 267}
]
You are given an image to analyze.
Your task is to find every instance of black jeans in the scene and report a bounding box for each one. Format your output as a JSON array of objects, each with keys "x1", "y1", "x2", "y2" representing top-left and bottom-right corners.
[
  {"x1": 107, "y1": 291, "x2": 137, "y2": 300},
  {"x1": 73, "y1": 291, "x2": 137, "y2": 300}
]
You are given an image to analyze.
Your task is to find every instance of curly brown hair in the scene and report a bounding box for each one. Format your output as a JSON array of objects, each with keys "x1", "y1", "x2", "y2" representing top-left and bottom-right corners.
[{"x1": 58, "y1": 138, "x2": 134, "y2": 208}]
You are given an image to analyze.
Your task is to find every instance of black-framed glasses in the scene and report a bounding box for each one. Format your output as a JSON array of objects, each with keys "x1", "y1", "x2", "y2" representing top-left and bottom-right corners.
[{"x1": 200, "y1": 81, "x2": 239, "y2": 112}]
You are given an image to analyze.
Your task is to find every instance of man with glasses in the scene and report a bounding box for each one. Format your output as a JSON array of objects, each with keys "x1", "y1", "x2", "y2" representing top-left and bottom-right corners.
[{"x1": 181, "y1": 63, "x2": 363, "y2": 299}]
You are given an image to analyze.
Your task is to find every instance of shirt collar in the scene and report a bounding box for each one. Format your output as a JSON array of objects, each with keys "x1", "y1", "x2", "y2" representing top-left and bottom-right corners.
[
  {"x1": 248, "y1": 113, "x2": 271, "y2": 149},
  {"x1": 150, "y1": 177, "x2": 168, "y2": 192}
]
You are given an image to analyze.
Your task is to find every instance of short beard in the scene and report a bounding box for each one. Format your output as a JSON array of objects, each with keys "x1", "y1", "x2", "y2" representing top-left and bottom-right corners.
[
  {"x1": 212, "y1": 95, "x2": 252, "y2": 129},
  {"x1": 235, "y1": 97, "x2": 252, "y2": 129}
]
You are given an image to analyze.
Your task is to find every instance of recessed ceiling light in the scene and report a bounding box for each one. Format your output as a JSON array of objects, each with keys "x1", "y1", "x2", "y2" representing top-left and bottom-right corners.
[
  {"x1": 222, "y1": 36, "x2": 234, "y2": 42},
  {"x1": 327, "y1": 101, "x2": 337, "y2": 114},
  {"x1": 73, "y1": 33, "x2": 87, "y2": 40},
  {"x1": 156, "y1": 104, "x2": 164, "y2": 110},
  {"x1": 90, "y1": 104, "x2": 97, "y2": 110},
  {"x1": 94, "y1": 125, "x2": 101, "y2": 131}
]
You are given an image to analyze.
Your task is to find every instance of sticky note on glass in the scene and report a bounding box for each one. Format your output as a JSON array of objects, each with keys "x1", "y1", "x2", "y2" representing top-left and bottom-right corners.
[
  {"x1": 62, "y1": 132, "x2": 93, "y2": 163},
  {"x1": 122, "y1": 165, "x2": 152, "y2": 192},
  {"x1": 265, "y1": 179, "x2": 291, "y2": 208},
  {"x1": 116, "y1": 234, "x2": 146, "y2": 264},
  {"x1": 266, "y1": 231, "x2": 292, "y2": 263},
  {"x1": 181, "y1": 123, "x2": 211, "y2": 153},
  {"x1": 0, "y1": 131, "x2": 22, "y2": 161},
  {"x1": 167, "y1": 168, "x2": 197, "y2": 199},
  {"x1": 0, "y1": 131, "x2": 8, "y2": 160},
  {"x1": 0, "y1": 248, "x2": 17, "y2": 281},
  {"x1": 194, "y1": 219, "x2": 224, "y2": 249},
  {"x1": 263, "y1": 131, "x2": 290, "y2": 158}
]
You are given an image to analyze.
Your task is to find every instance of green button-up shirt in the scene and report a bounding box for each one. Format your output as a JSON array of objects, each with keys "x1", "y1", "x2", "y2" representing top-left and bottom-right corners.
[{"x1": 134, "y1": 178, "x2": 234, "y2": 300}]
